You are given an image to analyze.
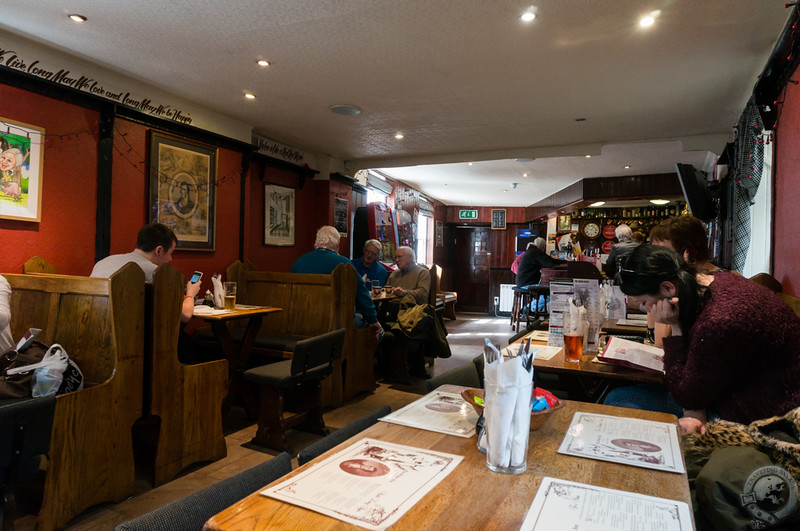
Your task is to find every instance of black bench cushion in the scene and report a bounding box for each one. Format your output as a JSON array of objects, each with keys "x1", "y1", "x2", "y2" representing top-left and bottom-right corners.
[{"x1": 195, "y1": 327, "x2": 303, "y2": 353}]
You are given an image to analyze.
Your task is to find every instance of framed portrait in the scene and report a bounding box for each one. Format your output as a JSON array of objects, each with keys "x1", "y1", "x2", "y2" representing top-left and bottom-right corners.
[
  {"x1": 333, "y1": 197, "x2": 348, "y2": 236},
  {"x1": 491, "y1": 209, "x2": 506, "y2": 230},
  {"x1": 149, "y1": 131, "x2": 217, "y2": 250},
  {"x1": 265, "y1": 184, "x2": 296, "y2": 246},
  {"x1": 558, "y1": 214, "x2": 571, "y2": 232},
  {"x1": 0, "y1": 117, "x2": 45, "y2": 222},
  {"x1": 436, "y1": 220, "x2": 444, "y2": 247}
]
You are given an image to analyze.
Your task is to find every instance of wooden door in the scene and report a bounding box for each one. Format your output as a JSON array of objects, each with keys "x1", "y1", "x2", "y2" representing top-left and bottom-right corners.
[{"x1": 453, "y1": 227, "x2": 491, "y2": 312}]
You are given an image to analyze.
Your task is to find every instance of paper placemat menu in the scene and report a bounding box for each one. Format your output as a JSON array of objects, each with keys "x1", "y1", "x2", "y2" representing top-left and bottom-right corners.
[
  {"x1": 380, "y1": 391, "x2": 479, "y2": 437},
  {"x1": 262, "y1": 438, "x2": 462, "y2": 530},
  {"x1": 558, "y1": 412, "x2": 685, "y2": 473},
  {"x1": 520, "y1": 477, "x2": 693, "y2": 530}
]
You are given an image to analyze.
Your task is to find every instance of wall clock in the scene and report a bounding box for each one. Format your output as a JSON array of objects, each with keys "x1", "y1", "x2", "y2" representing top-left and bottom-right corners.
[{"x1": 582, "y1": 222, "x2": 601, "y2": 238}]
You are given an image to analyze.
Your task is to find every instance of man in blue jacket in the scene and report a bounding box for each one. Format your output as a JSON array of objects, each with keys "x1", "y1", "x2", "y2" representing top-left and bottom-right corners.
[{"x1": 292, "y1": 226, "x2": 383, "y2": 339}]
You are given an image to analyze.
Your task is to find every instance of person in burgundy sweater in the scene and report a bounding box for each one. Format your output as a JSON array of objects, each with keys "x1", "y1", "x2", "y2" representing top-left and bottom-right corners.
[{"x1": 606, "y1": 244, "x2": 800, "y2": 434}]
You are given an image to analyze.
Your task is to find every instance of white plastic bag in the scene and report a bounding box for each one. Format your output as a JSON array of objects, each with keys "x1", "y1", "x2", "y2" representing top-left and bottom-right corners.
[{"x1": 31, "y1": 344, "x2": 69, "y2": 397}]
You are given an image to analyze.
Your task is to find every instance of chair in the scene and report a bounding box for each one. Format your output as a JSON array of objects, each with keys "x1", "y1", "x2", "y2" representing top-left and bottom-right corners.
[
  {"x1": 424, "y1": 361, "x2": 482, "y2": 392},
  {"x1": 113, "y1": 452, "x2": 292, "y2": 531},
  {"x1": 749, "y1": 272, "x2": 782, "y2": 293},
  {"x1": 0, "y1": 396, "x2": 56, "y2": 530},
  {"x1": 296, "y1": 405, "x2": 391, "y2": 466},
  {"x1": 243, "y1": 329, "x2": 346, "y2": 452},
  {"x1": 22, "y1": 256, "x2": 57, "y2": 274}
]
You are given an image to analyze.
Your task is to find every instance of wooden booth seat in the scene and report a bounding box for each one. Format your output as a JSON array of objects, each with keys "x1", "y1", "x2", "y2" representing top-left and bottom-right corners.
[
  {"x1": 198, "y1": 261, "x2": 378, "y2": 406},
  {"x1": 5, "y1": 264, "x2": 145, "y2": 531},
  {"x1": 145, "y1": 264, "x2": 228, "y2": 486},
  {"x1": 428, "y1": 263, "x2": 458, "y2": 320}
]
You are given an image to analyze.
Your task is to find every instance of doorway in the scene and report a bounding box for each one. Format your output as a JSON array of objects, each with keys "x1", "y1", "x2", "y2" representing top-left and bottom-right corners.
[{"x1": 453, "y1": 227, "x2": 491, "y2": 313}]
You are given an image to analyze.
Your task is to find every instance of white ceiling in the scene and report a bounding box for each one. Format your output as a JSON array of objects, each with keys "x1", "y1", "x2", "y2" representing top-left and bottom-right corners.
[{"x1": 0, "y1": 1, "x2": 790, "y2": 207}]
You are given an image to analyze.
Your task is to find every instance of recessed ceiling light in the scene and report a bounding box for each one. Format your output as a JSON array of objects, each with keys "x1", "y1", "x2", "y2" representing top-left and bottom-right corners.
[
  {"x1": 467, "y1": 162, "x2": 473, "y2": 166},
  {"x1": 257, "y1": 59, "x2": 270, "y2": 67},
  {"x1": 585, "y1": 154, "x2": 592, "y2": 158},
  {"x1": 624, "y1": 165, "x2": 631, "y2": 169},
  {"x1": 650, "y1": 199, "x2": 670, "y2": 205},
  {"x1": 522, "y1": 173, "x2": 529, "y2": 177},
  {"x1": 330, "y1": 104, "x2": 361, "y2": 116},
  {"x1": 590, "y1": 201, "x2": 606, "y2": 207},
  {"x1": 244, "y1": 92, "x2": 256, "y2": 100},
  {"x1": 639, "y1": 10, "x2": 660, "y2": 28},
  {"x1": 394, "y1": 133, "x2": 404, "y2": 140},
  {"x1": 503, "y1": 189, "x2": 508, "y2": 193},
  {"x1": 520, "y1": 6, "x2": 537, "y2": 22},
  {"x1": 68, "y1": 14, "x2": 87, "y2": 22}
]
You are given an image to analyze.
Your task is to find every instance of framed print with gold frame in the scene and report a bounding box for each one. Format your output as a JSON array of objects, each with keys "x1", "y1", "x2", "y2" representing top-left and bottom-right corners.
[
  {"x1": 265, "y1": 184, "x2": 296, "y2": 246},
  {"x1": 558, "y1": 214, "x2": 571, "y2": 232},
  {"x1": 148, "y1": 131, "x2": 217, "y2": 250}
]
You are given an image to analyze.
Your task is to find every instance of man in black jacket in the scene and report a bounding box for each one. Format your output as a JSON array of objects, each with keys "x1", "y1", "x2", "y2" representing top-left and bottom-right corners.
[{"x1": 516, "y1": 237, "x2": 565, "y2": 288}]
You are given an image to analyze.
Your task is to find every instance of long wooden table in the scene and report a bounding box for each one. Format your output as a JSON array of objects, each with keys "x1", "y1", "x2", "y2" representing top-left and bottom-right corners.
[
  {"x1": 204, "y1": 388, "x2": 691, "y2": 530},
  {"x1": 193, "y1": 305, "x2": 283, "y2": 416}
]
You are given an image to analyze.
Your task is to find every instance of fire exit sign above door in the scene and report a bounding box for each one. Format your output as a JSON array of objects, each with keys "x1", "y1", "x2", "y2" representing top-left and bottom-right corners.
[{"x1": 459, "y1": 209, "x2": 478, "y2": 219}]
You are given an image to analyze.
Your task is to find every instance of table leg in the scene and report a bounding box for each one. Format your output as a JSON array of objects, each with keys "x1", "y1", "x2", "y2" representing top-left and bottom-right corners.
[{"x1": 213, "y1": 315, "x2": 263, "y2": 418}]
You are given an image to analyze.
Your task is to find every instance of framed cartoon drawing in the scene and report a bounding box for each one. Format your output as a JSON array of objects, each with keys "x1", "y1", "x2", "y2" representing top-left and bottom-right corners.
[
  {"x1": 0, "y1": 117, "x2": 45, "y2": 222},
  {"x1": 149, "y1": 131, "x2": 217, "y2": 250},
  {"x1": 558, "y1": 214, "x2": 571, "y2": 232},
  {"x1": 491, "y1": 209, "x2": 506, "y2": 230},
  {"x1": 265, "y1": 184, "x2": 296, "y2": 246}
]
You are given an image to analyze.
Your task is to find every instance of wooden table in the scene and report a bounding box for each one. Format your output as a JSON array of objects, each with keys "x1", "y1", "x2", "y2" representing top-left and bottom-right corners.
[
  {"x1": 514, "y1": 329, "x2": 663, "y2": 402},
  {"x1": 193, "y1": 305, "x2": 282, "y2": 415},
  {"x1": 602, "y1": 318, "x2": 648, "y2": 337},
  {"x1": 203, "y1": 387, "x2": 691, "y2": 530}
]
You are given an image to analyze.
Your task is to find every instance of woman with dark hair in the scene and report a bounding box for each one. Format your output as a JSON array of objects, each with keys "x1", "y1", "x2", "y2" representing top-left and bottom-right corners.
[{"x1": 605, "y1": 244, "x2": 800, "y2": 434}]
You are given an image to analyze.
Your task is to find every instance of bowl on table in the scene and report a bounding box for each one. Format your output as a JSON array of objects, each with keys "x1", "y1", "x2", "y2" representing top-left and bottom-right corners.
[{"x1": 461, "y1": 388, "x2": 564, "y2": 431}]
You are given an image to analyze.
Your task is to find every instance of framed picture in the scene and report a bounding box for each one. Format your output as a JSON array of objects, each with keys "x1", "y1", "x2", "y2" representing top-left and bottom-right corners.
[
  {"x1": 558, "y1": 214, "x2": 571, "y2": 232},
  {"x1": 333, "y1": 197, "x2": 348, "y2": 236},
  {"x1": 491, "y1": 209, "x2": 506, "y2": 230},
  {"x1": 0, "y1": 117, "x2": 45, "y2": 222},
  {"x1": 436, "y1": 220, "x2": 444, "y2": 247},
  {"x1": 149, "y1": 131, "x2": 217, "y2": 250},
  {"x1": 265, "y1": 184, "x2": 296, "y2": 246}
]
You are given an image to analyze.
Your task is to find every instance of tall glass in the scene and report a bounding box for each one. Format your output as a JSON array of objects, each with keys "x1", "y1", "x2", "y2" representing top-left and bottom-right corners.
[
  {"x1": 563, "y1": 312, "x2": 585, "y2": 363},
  {"x1": 223, "y1": 282, "x2": 237, "y2": 310},
  {"x1": 484, "y1": 379, "x2": 533, "y2": 474}
]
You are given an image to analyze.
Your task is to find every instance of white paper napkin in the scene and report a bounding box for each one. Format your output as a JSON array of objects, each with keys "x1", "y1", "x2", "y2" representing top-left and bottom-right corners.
[{"x1": 211, "y1": 275, "x2": 224, "y2": 308}]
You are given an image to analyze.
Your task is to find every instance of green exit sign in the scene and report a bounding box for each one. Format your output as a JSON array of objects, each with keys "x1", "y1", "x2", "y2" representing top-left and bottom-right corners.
[{"x1": 459, "y1": 209, "x2": 478, "y2": 220}]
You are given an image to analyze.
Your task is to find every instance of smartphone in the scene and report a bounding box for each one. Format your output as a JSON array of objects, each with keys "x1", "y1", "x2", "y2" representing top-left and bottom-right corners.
[{"x1": 190, "y1": 271, "x2": 203, "y2": 284}]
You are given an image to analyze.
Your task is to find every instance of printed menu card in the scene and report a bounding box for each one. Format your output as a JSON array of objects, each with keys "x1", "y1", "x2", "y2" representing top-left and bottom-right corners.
[
  {"x1": 262, "y1": 438, "x2": 462, "y2": 530},
  {"x1": 558, "y1": 412, "x2": 685, "y2": 473},
  {"x1": 379, "y1": 391, "x2": 479, "y2": 437},
  {"x1": 520, "y1": 477, "x2": 693, "y2": 530}
]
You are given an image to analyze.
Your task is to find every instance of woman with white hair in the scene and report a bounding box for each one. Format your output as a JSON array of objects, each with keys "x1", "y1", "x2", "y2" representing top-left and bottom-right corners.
[{"x1": 603, "y1": 223, "x2": 640, "y2": 277}]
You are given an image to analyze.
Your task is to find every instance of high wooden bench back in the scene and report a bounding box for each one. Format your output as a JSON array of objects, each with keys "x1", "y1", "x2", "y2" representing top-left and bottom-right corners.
[
  {"x1": 22, "y1": 256, "x2": 58, "y2": 274},
  {"x1": 5, "y1": 264, "x2": 144, "y2": 531},
  {"x1": 234, "y1": 262, "x2": 377, "y2": 406},
  {"x1": 145, "y1": 264, "x2": 228, "y2": 486}
]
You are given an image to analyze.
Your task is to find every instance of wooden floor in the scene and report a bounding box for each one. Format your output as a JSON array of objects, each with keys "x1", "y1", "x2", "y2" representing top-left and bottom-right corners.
[{"x1": 14, "y1": 313, "x2": 514, "y2": 530}]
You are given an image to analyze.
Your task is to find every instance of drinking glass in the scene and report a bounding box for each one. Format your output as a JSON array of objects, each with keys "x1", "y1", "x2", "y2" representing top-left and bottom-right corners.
[
  {"x1": 485, "y1": 379, "x2": 532, "y2": 474},
  {"x1": 563, "y1": 312, "x2": 585, "y2": 363},
  {"x1": 223, "y1": 282, "x2": 237, "y2": 310}
]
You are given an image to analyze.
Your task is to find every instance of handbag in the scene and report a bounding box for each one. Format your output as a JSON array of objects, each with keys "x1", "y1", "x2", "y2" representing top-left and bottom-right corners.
[{"x1": 0, "y1": 341, "x2": 49, "y2": 398}]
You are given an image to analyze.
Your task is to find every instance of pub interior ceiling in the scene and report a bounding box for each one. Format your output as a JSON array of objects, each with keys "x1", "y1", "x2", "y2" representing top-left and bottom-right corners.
[{"x1": 0, "y1": 0, "x2": 790, "y2": 206}]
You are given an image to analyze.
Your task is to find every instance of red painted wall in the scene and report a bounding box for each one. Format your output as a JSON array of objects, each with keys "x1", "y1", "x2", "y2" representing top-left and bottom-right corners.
[
  {"x1": 0, "y1": 84, "x2": 98, "y2": 274},
  {"x1": 773, "y1": 69, "x2": 800, "y2": 296}
]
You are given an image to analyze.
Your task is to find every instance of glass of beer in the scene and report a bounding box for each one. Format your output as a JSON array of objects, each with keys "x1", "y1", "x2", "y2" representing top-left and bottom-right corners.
[
  {"x1": 563, "y1": 312, "x2": 585, "y2": 363},
  {"x1": 223, "y1": 282, "x2": 237, "y2": 310}
]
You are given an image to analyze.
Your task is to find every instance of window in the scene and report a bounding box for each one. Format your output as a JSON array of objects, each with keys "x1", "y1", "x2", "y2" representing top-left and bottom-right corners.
[
  {"x1": 366, "y1": 188, "x2": 387, "y2": 204},
  {"x1": 416, "y1": 213, "x2": 431, "y2": 265}
]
